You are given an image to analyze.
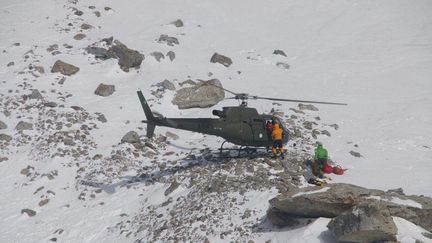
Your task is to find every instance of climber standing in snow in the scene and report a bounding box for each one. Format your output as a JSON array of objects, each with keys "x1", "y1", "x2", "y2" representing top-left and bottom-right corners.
[{"x1": 271, "y1": 123, "x2": 285, "y2": 158}]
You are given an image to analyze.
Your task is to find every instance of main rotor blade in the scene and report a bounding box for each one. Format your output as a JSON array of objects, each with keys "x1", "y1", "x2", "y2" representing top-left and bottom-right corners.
[
  {"x1": 253, "y1": 96, "x2": 347, "y2": 106},
  {"x1": 199, "y1": 80, "x2": 238, "y2": 96}
]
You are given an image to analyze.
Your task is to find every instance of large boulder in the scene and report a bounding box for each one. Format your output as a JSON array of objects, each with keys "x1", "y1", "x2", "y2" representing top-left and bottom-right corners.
[
  {"x1": 210, "y1": 53, "x2": 232, "y2": 67},
  {"x1": 327, "y1": 202, "x2": 397, "y2": 242},
  {"x1": 172, "y1": 79, "x2": 225, "y2": 109},
  {"x1": 94, "y1": 83, "x2": 115, "y2": 97},
  {"x1": 108, "y1": 40, "x2": 144, "y2": 72},
  {"x1": 51, "y1": 60, "x2": 80, "y2": 76},
  {"x1": 121, "y1": 131, "x2": 140, "y2": 144},
  {"x1": 268, "y1": 183, "x2": 432, "y2": 232}
]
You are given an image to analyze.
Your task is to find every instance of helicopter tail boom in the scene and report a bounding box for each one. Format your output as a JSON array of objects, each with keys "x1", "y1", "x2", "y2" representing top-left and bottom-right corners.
[{"x1": 137, "y1": 90, "x2": 156, "y2": 138}]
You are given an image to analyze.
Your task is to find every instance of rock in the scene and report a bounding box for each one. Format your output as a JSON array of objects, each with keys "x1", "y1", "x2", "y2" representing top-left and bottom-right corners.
[
  {"x1": 269, "y1": 183, "x2": 432, "y2": 232},
  {"x1": 179, "y1": 79, "x2": 196, "y2": 86},
  {"x1": 158, "y1": 35, "x2": 179, "y2": 46},
  {"x1": 171, "y1": 19, "x2": 184, "y2": 27},
  {"x1": 96, "y1": 113, "x2": 107, "y2": 123},
  {"x1": 73, "y1": 33, "x2": 86, "y2": 40},
  {"x1": 15, "y1": 121, "x2": 33, "y2": 131},
  {"x1": 108, "y1": 40, "x2": 145, "y2": 72},
  {"x1": 276, "y1": 62, "x2": 290, "y2": 69},
  {"x1": 21, "y1": 208, "x2": 36, "y2": 217},
  {"x1": 273, "y1": 50, "x2": 287, "y2": 57},
  {"x1": 44, "y1": 102, "x2": 57, "y2": 108},
  {"x1": 150, "y1": 51, "x2": 164, "y2": 62},
  {"x1": 298, "y1": 103, "x2": 318, "y2": 111},
  {"x1": 85, "y1": 46, "x2": 113, "y2": 60},
  {"x1": 267, "y1": 207, "x2": 301, "y2": 227},
  {"x1": 74, "y1": 10, "x2": 83, "y2": 16},
  {"x1": 350, "y1": 150, "x2": 362, "y2": 158},
  {"x1": 387, "y1": 188, "x2": 405, "y2": 195},
  {"x1": 172, "y1": 79, "x2": 225, "y2": 109},
  {"x1": 0, "y1": 157, "x2": 8, "y2": 162},
  {"x1": 166, "y1": 51, "x2": 175, "y2": 61},
  {"x1": 329, "y1": 124, "x2": 339, "y2": 130},
  {"x1": 156, "y1": 80, "x2": 175, "y2": 91},
  {"x1": 0, "y1": 121, "x2": 7, "y2": 129},
  {"x1": 47, "y1": 44, "x2": 58, "y2": 52},
  {"x1": 27, "y1": 89, "x2": 43, "y2": 100},
  {"x1": 81, "y1": 23, "x2": 93, "y2": 30},
  {"x1": 94, "y1": 83, "x2": 115, "y2": 97},
  {"x1": 33, "y1": 66, "x2": 45, "y2": 74},
  {"x1": 121, "y1": 131, "x2": 140, "y2": 144},
  {"x1": 328, "y1": 202, "x2": 397, "y2": 242},
  {"x1": 38, "y1": 199, "x2": 50, "y2": 207},
  {"x1": 102, "y1": 36, "x2": 114, "y2": 45},
  {"x1": 51, "y1": 60, "x2": 80, "y2": 76},
  {"x1": 0, "y1": 134, "x2": 12, "y2": 142},
  {"x1": 94, "y1": 11, "x2": 101, "y2": 17},
  {"x1": 303, "y1": 121, "x2": 313, "y2": 130},
  {"x1": 7, "y1": 61, "x2": 14, "y2": 67},
  {"x1": 164, "y1": 180, "x2": 180, "y2": 196},
  {"x1": 165, "y1": 131, "x2": 179, "y2": 140},
  {"x1": 210, "y1": 53, "x2": 232, "y2": 67}
]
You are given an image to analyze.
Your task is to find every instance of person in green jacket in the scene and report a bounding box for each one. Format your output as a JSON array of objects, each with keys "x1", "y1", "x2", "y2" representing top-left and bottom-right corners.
[{"x1": 312, "y1": 143, "x2": 328, "y2": 177}]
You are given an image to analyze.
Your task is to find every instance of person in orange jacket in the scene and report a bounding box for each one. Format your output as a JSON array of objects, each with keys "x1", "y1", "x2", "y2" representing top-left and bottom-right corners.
[{"x1": 271, "y1": 123, "x2": 284, "y2": 158}]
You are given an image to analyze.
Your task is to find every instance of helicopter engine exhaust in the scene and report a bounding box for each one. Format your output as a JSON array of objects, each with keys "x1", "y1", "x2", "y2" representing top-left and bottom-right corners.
[{"x1": 212, "y1": 110, "x2": 225, "y2": 118}]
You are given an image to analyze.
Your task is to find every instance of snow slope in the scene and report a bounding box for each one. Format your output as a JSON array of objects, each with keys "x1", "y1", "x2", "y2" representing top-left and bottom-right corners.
[{"x1": 1, "y1": 0, "x2": 432, "y2": 242}]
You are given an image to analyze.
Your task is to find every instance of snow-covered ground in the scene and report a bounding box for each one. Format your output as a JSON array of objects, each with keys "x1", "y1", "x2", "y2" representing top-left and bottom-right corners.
[{"x1": 1, "y1": 0, "x2": 431, "y2": 242}]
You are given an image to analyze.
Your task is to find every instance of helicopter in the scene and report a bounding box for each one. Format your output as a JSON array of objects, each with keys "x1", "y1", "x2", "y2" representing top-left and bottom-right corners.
[{"x1": 137, "y1": 85, "x2": 346, "y2": 155}]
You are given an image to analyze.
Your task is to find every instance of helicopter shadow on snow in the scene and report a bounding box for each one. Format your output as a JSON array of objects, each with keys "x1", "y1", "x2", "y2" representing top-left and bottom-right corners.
[
  {"x1": 253, "y1": 216, "x2": 337, "y2": 242},
  {"x1": 79, "y1": 149, "x2": 239, "y2": 194}
]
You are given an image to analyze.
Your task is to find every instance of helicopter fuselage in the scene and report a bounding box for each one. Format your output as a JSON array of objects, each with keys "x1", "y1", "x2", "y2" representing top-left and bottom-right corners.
[{"x1": 137, "y1": 91, "x2": 289, "y2": 148}]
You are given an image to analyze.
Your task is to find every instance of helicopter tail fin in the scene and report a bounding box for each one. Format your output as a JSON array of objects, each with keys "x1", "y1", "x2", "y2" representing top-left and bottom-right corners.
[{"x1": 137, "y1": 90, "x2": 156, "y2": 138}]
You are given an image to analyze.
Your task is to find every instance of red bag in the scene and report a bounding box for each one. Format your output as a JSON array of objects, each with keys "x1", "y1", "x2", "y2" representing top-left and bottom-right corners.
[
  {"x1": 323, "y1": 164, "x2": 333, "y2": 174},
  {"x1": 333, "y1": 166, "x2": 345, "y2": 175}
]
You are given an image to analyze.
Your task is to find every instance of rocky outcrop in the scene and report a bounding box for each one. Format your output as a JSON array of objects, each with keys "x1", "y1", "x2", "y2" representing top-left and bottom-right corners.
[
  {"x1": 108, "y1": 40, "x2": 145, "y2": 72},
  {"x1": 172, "y1": 79, "x2": 225, "y2": 109},
  {"x1": 268, "y1": 183, "x2": 432, "y2": 232},
  {"x1": 158, "y1": 35, "x2": 179, "y2": 46},
  {"x1": 85, "y1": 46, "x2": 113, "y2": 60},
  {"x1": 327, "y1": 202, "x2": 397, "y2": 242},
  {"x1": 15, "y1": 121, "x2": 33, "y2": 131},
  {"x1": 0, "y1": 121, "x2": 7, "y2": 130},
  {"x1": 94, "y1": 83, "x2": 115, "y2": 97},
  {"x1": 51, "y1": 60, "x2": 80, "y2": 76},
  {"x1": 210, "y1": 53, "x2": 232, "y2": 67},
  {"x1": 121, "y1": 131, "x2": 140, "y2": 144},
  {"x1": 273, "y1": 49, "x2": 287, "y2": 57}
]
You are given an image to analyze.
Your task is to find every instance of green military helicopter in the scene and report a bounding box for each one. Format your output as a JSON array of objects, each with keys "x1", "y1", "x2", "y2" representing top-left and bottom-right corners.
[{"x1": 137, "y1": 86, "x2": 346, "y2": 155}]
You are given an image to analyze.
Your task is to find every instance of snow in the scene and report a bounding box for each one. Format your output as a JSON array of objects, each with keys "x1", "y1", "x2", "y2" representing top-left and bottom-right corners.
[
  {"x1": 367, "y1": 195, "x2": 423, "y2": 209},
  {"x1": 1, "y1": 0, "x2": 432, "y2": 242},
  {"x1": 293, "y1": 187, "x2": 330, "y2": 198}
]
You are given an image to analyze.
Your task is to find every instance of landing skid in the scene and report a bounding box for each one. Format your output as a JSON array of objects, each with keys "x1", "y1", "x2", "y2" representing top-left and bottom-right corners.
[{"x1": 218, "y1": 141, "x2": 269, "y2": 158}]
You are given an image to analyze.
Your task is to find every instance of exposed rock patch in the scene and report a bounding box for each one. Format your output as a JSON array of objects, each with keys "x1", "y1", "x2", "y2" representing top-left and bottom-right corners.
[
  {"x1": 16, "y1": 121, "x2": 33, "y2": 131},
  {"x1": 327, "y1": 201, "x2": 397, "y2": 242},
  {"x1": 150, "y1": 52, "x2": 164, "y2": 62},
  {"x1": 273, "y1": 49, "x2": 287, "y2": 57},
  {"x1": 108, "y1": 40, "x2": 144, "y2": 72},
  {"x1": 73, "y1": 33, "x2": 86, "y2": 40},
  {"x1": 94, "y1": 83, "x2": 115, "y2": 97},
  {"x1": 158, "y1": 35, "x2": 179, "y2": 46},
  {"x1": 0, "y1": 121, "x2": 7, "y2": 129},
  {"x1": 166, "y1": 51, "x2": 175, "y2": 61},
  {"x1": 121, "y1": 131, "x2": 140, "y2": 144},
  {"x1": 51, "y1": 60, "x2": 80, "y2": 76},
  {"x1": 171, "y1": 19, "x2": 184, "y2": 27},
  {"x1": 210, "y1": 53, "x2": 232, "y2": 67}
]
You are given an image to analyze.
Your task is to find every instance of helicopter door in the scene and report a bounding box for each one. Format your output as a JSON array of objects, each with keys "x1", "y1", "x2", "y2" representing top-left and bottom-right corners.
[{"x1": 251, "y1": 118, "x2": 266, "y2": 142}]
